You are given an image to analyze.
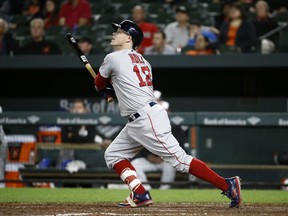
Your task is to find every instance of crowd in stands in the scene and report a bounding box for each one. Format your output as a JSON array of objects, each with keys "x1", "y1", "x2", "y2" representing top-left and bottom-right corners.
[{"x1": 0, "y1": 0, "x2": 288, "y2": 56}]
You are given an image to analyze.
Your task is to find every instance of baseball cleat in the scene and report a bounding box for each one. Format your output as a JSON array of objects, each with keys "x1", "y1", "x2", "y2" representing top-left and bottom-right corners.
[
  {"x1": 222, "y1": 176, "x2": 242, "y2": 208},
  {"x1": 118, "y1": 191, "x2": 153, "y2": 208}
]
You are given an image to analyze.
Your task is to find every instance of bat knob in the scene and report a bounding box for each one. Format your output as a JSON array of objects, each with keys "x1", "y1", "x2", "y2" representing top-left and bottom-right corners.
[
  {"x1": 65, "y1": 33, "x2": 71, "y2": 37},
  {"x1": 107, "y1": 97, "x2": 114, "y2": 103}
]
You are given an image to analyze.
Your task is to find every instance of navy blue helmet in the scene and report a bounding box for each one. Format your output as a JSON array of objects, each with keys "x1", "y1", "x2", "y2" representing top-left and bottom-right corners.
[{"x1": 112, "y1": 20, "x2": 144, "y2": 49}]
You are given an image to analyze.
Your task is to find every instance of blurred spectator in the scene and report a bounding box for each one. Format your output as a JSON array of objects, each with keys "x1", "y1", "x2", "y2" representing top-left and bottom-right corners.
[
  {"x1": 43, "y1": 0, "x2": 61, "y2": 29},
  {"x1": 184, "y1": 34, "x2": 220, "y2": 55},
  {"x1": 18, "y1": 18, "x2": 62, "y2": 55},
  {"x1": 58, "y1": 98, "x2": 111, "y2": 166},
  {"x1": 266, "y1": 0, "x2": 288, "y2": 14},
  {"x1": 131, "y1": 4, "x2": 159, "y2": 54},
  {"x1": 61, "y1": 99, "x2": 99, "y2": 145},
  {"x1": 59, "y1": 0, "x2": 92, "y2": 31},
  {"x1": 164, "y1": 5, "x2": 190, "y2": 52},
  {"x1": 214, "y1": 1, "x2": 232, "y2": 30},
  {"x1": 144, "y1": 30, "x2": 176, "y2": 55},
  {"x1": 77, "y1": 37, "x2": 96, "y2": 55},
  {"x1": 10, "y1": 0, "x2": 25, "y2": 16},
  {"x1": 131, "y1": 90, "x2": 189, "y2": 190},
  {"x1": 187, "y1": 20, "x2": 219, "y2": 47},
  {"x1": 250, "y1": 0, "x2": 279, "y2": 52},
  {"x1": 219, "y1": 2, "x2": 257, "y2": 53},
  {"x1": 57, "y1": 98, "x2": 111, "y2": 187},
  {"x1": 0, "y1": 18, "x2": 19, "y2": 55},
  {"x1": 0, "y1": 0, "x2": 10, "y2": 19},
  {"x1": 23, "y1": 0, "x2": 44, "y2": 22},
  {"x1": 2, "y1": 1, "x2": 26, "y2": 30}
]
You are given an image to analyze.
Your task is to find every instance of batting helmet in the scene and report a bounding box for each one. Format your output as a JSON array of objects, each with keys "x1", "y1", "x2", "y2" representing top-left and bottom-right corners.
[{"x1": 111, "y1": 20, "x2": 143, "y2": 49}]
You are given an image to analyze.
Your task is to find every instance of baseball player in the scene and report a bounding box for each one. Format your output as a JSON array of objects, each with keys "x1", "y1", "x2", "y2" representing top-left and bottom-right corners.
[{"x1": 94, "y1": 20, "x2": 242, "y2": 208}]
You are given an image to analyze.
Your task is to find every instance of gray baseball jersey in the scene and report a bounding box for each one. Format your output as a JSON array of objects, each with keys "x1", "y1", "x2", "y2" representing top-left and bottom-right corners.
[
  {"x1": 99, "y1": 49, "x2": 156, "y2": 117},
  {"x1": 100, "y1": 49, "x2": 193, "y2": 174}
]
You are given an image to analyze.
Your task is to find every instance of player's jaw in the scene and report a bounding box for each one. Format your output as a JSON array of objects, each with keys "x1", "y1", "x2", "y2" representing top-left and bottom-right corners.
[{"x1": 111, "y1": 29, "x2": 132, "y2": 50}]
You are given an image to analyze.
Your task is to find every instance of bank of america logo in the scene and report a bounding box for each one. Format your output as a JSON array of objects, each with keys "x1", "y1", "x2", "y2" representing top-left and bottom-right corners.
[
  {"x1": 99, "y1": 116, "x2": 111, "y2": 124},
  {"x1": 27, "y1": 115, "x2": 40, "y2": 124},
  {"x1": 247, "y1": 116, "x2": 261, "y2": 125}
]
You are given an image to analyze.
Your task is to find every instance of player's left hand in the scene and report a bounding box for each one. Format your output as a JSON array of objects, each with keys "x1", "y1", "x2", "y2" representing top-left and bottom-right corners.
[{"x1": 99, "y1": 87, "x2": 116, "y2": 101}]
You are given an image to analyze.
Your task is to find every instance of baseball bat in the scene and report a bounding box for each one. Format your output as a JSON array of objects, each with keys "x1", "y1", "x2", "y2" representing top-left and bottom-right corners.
[{"x1": 64, "y1": 33, "x2": 114, "y2": 103}]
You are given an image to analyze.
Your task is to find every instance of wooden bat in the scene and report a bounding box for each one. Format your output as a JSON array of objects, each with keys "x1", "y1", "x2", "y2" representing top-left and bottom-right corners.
[{"x1": 64, "y1": 33, "x2": 114, "y2": 103}]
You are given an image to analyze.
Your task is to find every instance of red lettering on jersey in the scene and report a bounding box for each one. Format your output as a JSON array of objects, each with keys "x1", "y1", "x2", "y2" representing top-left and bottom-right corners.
[
  {"x1": 128, "y1": 53, "x2": 136, "y2": 63},
  {"x1": 139, "y1": 56, "x2": 144, "y2": 64},
  {"x1": 128, "y1": 53, "x2": 144, "y2": 64}
]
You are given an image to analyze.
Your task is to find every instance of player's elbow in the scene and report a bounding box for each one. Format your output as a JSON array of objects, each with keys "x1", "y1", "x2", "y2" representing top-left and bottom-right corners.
[{"x1": 94, "y1": 73, "x2": 107, "y2": 92}]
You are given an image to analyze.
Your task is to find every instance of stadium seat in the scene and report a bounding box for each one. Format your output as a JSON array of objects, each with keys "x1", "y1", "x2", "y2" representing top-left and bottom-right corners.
[
  {"x1": 118, "y1": 3, "x2": 136, "y2": 17},
  {"x1": 9, "y1": 14, "x2": 28, "y2": 26},
  {"x1": 74, "y1": 149, "x2": 106, "y2": 169},
  {"x1": 45, "y1": 26, "x2": 67, "y2": 37},
  {"x1": 54, "y1": 36, "x2": 73, "y2": 55},
  {"x1": 207, "y1": 2, "x2": 221, "y2": 15},
  {"x1": 274, "y1": 12, "x2": 288, "y2": 23},
  {"x1": 180, "y1": 45, "x2": 196, "y2": 55},
  {"x1": 14, "y1": 25, "x2": 30, "y2": 37},
  {"x1": 14, "y1": 25, "x2": 31, "y2": 45},
  {"x1": 74, "y1": 25, "x2": 95, "y2": 37},
  {"x1": 278, "y1": 26, "x2": 288, "y2": 52}
]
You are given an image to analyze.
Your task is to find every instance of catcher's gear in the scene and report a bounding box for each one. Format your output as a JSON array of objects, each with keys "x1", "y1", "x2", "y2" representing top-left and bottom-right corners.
[{"x1": 112, "y1": 20, "x2": 144, "y2": 49}]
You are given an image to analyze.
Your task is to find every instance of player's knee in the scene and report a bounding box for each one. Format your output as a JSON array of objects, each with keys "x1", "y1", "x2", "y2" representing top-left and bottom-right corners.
[
  {"x1": 173, "y1": 154, "x2": 193, "y2": 173},
  {"x1": 174, "y1": 163, "x2": 188, "y2": 173}
]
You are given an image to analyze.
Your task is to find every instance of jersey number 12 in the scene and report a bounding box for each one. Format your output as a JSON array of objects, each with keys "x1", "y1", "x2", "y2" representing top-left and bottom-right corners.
[{"x1": 133, "y1": 65, "x2": 152, "y2": 87}]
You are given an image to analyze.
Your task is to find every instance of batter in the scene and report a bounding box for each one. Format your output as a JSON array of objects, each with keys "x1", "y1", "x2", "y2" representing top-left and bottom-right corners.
[{"x1": 94, "y1": 20, "x2": 242, "y2": 208}]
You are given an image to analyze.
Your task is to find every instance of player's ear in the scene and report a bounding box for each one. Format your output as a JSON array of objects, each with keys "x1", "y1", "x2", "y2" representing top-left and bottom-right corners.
[{"x1": 126, "y1": 35, "x2": 132, "y2": 44}]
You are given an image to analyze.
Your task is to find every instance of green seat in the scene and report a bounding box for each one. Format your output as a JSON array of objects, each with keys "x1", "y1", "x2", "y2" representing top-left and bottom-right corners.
[
  {"x1": 14, "y1": 26, "x2": 31, "y2": 44},
  {"x1": 74, "y1": 149, "x2": 106, "y2": 169},
  {"x1": 207, "y1": 3, "x2": 221, "y2": 14},
  {"x1": 15, "y1": 25, "x2": 30, "y2": 37},
  {"x1": 278, "y1": 27, "x2": 288, "y2": 52},
  {"x1": 10, "y1": 14, "x2": 28, "y2": 26},
  {"x1": 118, "y1": 3, "x2": 136, "y2": 16},
  {"x1": 150, "y1": 11, "x2": 173, "y2": 25},
  {"x1": 148, "y1": 2, "x2": 168, "y2": 14},
  {"x1": 45, "y1": 26, "x2": 67, "y2": 37},
  {"x1": 91, "y1": 2, "x2": 113, "y2": 15},
  {"x1": 54, "y1": 35, "x2": 73, "y2": 55},
  {"x1": 74, "y1": 25, "x2": 95, "y2": 37},
  {"x1": 219, "y1": 44, "x2": 241, "y2": 54},
  {"x1": 274, "y1": 12, "x2": 288, "y2": 23},
  {"x1": 181, "y1": 45, "x2": 196, "y2": 55},
  {"x1": 36, "y1": 149, "x2": 59, "y2": 167}
]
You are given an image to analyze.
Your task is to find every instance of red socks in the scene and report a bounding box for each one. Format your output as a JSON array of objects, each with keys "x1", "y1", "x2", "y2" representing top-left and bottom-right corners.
[
  {"x1": 113, "y1": 158, "x2": 228, "y2": 193},
  {"x1": 113, "y1": 159, "x2": 146, "y2": 194},
  {"x1": 189, "y1": 158, "x2": 229, "y2": 191}
]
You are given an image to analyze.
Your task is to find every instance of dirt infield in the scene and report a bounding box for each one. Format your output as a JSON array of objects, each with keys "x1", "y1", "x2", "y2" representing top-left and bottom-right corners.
[{"x1": 0, "y1": 203, "x2": 288, "y2": 216}]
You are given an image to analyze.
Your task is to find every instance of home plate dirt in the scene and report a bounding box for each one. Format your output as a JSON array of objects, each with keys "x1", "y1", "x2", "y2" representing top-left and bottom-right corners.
[{"x1": 0, "y1": 203, "x2": 287, "y2": 216}]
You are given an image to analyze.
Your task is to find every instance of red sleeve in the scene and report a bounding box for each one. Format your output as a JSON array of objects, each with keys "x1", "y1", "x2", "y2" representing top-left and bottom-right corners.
[{"x1": 94, "y1": 73, "x2": 108, "y2": 91}]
